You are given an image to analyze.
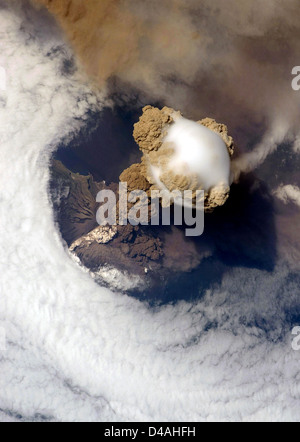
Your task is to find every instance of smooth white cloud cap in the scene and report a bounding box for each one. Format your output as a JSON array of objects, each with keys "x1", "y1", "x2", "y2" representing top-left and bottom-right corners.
[{"x1": 165, "y1": 117, "x2": 231, "y2": 191}]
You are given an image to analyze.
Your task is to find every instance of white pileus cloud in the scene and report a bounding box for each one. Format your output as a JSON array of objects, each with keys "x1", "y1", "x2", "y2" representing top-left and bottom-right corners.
[{"x1": 166, "y1": 117, "x2": 231, "y2": 191}]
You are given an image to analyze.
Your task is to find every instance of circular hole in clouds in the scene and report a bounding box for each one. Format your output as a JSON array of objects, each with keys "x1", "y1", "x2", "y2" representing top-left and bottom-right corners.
[{"x1": 1, "y1": 0, "x2": 300, "y2": 422}]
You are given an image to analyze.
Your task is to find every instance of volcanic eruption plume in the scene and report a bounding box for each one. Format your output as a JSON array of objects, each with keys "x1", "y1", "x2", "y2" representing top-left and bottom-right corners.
[{"x1": 120, "y1": 105, "x2": 235, "y2": 212}]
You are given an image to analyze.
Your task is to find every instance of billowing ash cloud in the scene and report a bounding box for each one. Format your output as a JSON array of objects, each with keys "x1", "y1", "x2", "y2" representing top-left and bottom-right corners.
[
  {"x1": 122, "y1": 105, "x2": 234, "y2": 212},
  {"x1": 33, "y1": 0, "x2": 300, "y2": 177},
  {"x1": 0, "y1": 0, "x2": 300, "y2": 423}
]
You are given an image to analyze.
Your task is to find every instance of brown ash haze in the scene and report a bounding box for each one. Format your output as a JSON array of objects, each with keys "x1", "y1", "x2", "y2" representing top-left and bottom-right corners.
[{"x1": 0, "y1": 0, "x2": 300, "y2": 422}]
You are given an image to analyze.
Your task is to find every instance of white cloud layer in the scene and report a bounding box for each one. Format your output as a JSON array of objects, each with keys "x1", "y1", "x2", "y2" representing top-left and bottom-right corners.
[{"x1": 0, "y1": 0, "x2": 300, "y2": 422}]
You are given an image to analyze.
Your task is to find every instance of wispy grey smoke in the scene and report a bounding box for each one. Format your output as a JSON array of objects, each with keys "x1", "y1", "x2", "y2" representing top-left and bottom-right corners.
[
  {"x1": 0, "y1": 0, "x2": 300, "y2": 422},
  {"x1": 273, "y1": 185, "x2": 300, "y2": 208}
]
